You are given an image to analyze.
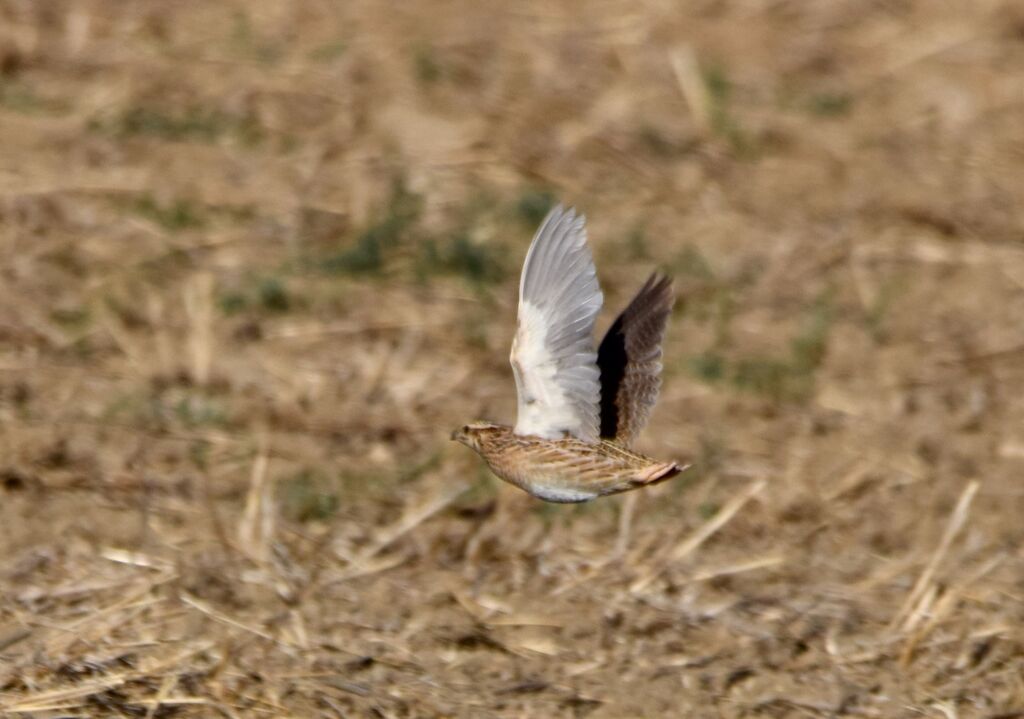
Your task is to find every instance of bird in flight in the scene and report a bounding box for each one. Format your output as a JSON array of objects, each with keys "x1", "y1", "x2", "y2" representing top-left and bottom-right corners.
[{"x1": 452, "y1": 205, "x2": 687, "y2": 502}]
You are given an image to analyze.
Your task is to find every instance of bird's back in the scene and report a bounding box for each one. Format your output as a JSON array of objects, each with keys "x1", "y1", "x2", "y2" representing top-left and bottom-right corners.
[{"x1": 475, "y1": 426, "x2": 681, "y2": 503}]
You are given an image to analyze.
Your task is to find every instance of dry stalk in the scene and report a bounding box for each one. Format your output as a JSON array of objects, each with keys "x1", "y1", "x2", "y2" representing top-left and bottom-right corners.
[
  {"x1": 889, "y1": 480, "x2": 979, "y2": 632},
  {"x1": 99, "y1": 548, "x2": 175, "y2": 571},
  {"x1": 143, "y1": 673, "x2": 179, "y2": 719},
  {"x1": 0, "y1": 625, "x2": 32, "y2": 652},
  {"x1": 898, "y1": 552, "x2": 1004, "y2": 667},
  {"x1": 239, "y1": 436, "x2": 275, "y2": 564},
  {"x1": 687, "y1": 554, "x2": 785, "y2": 584},
  {"x1": 669, "y1": 45, "x2": 711, "y2": 136},
  {"x1": 348, "y1": 480, "x2": 467, "y2": 565},
  {"x1": 180, "y1": 594, "x2": 298, "y2": 653},
  {"x1": 630, "y1": 479, "x2": 766, "y2": 593},
  {"x1": 184, "y1": 271, "x2": 215, "y2": 386},
  {"x1": 612, "y1": 492, "x2": 638, "y2": 558}
]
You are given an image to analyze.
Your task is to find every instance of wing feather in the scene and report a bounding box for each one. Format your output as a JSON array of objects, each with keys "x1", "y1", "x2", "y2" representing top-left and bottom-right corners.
[
  {"x1": 597, "y1": 273, "x2": 674, "y2": 446},
  {"x1": 511, "y1": 206, "x2": 604, "y2": 442}
]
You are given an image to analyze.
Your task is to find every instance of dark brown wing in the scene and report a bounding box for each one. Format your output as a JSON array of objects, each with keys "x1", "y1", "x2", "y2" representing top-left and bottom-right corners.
[{"x1": 597, "y1": 273, "x2": 674, "y2": 446}]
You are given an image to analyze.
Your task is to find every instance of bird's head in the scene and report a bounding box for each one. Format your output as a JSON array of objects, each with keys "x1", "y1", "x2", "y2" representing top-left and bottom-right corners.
[{"x1": 450, "y1": 421, "x2": 502, "y2": 452}]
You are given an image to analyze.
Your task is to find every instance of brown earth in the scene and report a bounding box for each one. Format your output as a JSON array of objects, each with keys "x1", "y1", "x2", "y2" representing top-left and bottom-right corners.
[{"x1": 2, "y1": 1, "x2": 1024, "y2": 717}]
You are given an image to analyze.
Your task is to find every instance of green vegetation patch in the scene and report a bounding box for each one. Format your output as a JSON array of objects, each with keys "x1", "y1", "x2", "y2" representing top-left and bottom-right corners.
[
  {"x1": 414, "y1": 45, "x2": 444, "y2": 85},
  {"x1": 321, "y1": 180, "x2": 422, "y2": 275},
  {"x1": 807, "y1": 91, "x2": 853, "y2": 118},
  {"x1": 130, "y1": 195, "x2": 207, "y2": 231},
  {"x1": 702, "y1": 63, "x2": 755, "y2": 157},
  {"x1": 320, "y1": 182, "x2": 508, "y2": 286},
  {"x1": 689, "y1": 292, "x2": 835, "y2": 403},
  {"x1": 279, "y1": 469, "x2": 339, "y2": 522},
  {"x1": 218, "y1": 275, "x2": 299, "y2": 316},
  {"x1": 515, "y1": 188, "x2": 557, "y2": 228},
  {"x1": 0, "y1": 81, "x2": 69, "y2": 115},
  {"x1": 417, "y1": 232, "x2": 506, "y2": 284},
  {"x1": 93, "y1": 105, "x2": 264, "y2": 146}
]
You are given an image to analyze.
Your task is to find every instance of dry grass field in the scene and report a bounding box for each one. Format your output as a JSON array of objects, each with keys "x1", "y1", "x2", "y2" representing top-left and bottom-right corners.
[{"x1": 2, "y1": 1, "x2": 1024, "y2": 716}]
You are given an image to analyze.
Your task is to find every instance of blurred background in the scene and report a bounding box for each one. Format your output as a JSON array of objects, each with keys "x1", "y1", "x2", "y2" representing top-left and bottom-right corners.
[{"x1": 2, "y1": 1, "x2": 1024, "y2": 716}]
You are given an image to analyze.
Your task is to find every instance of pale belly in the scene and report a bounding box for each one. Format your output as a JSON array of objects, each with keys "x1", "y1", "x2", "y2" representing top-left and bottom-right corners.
[
  {"x1": 485, "y1": 453, "x2": 602, "y2": 503},
  {"x1": 520, "y1": 482, "x2": 598, "y2": 503},
  {"x1": 471, "y1": 431, "x2": 677, "y2": 503}
]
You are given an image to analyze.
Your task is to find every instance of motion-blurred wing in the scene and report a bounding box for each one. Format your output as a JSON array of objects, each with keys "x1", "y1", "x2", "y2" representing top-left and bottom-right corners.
[
  {"x1": 511, "y1": 206, "x2": 604, "y2": 442},
  {"x1": 597, "y1": 273, "x2": 674, "y2": 446}
]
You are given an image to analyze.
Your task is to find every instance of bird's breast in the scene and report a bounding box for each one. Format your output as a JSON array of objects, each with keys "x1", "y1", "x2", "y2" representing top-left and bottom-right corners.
[{"x1": 478, "y1": 438, "x2": 607, "y2": 502}]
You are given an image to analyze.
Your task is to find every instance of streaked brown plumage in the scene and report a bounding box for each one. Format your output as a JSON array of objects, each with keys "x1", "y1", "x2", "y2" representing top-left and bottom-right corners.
[
  {"x1": 452, "y1": 422, "x2": 681, "y2": 503},
  {"x1": 452, "y1": 205, "x2": 687, "y2": 503},
  {"x1": 598, "y1": 273, "x2": 674, "y2": 446}
]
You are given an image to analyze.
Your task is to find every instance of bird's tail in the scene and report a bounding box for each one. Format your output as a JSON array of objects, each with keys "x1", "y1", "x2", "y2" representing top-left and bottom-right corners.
[{"x1": 633, "y1": 461, "x2": 688, "y2": 487}]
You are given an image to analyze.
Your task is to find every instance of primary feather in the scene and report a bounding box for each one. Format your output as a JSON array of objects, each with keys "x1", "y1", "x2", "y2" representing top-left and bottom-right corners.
[
  {"x1": 510, "y1": 206, "x2": 604, "y2": 442},
  {"x1": 597, "y1": 273, "x2": 674, "y2": 446}
]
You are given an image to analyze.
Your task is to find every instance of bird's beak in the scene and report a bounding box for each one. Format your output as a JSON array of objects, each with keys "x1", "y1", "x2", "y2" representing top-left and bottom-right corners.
[{"x1": 450, "y1": 429, "x2": 462, "y2": 442}]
